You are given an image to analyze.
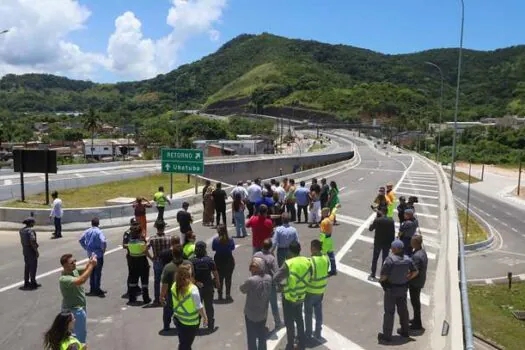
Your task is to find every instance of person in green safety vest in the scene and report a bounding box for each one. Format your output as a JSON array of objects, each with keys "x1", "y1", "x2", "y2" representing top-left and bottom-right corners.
[
  {"x1": 171, "y1": 264, "x2": 207, "y2": 349},
  {"x1": 44, "y1": 311, "x2": 85, "y2": 350},
  {"x1": 305, "y1": 239, "x2": 330, "y2": 344},
  {"x1": 153, "y1": 186, "x2": 171, "y2": 222},
  {"x1": 320, "y1": 203, "x2": 341, "y2": 276},
  {"x1": 386, "y1": 183, "x2": 396, "y2": 219},
  {"x1": 124, "y1": 225, "x2": 152, "y2": 304},
  {"x1": 274, "y1": 241, "x2": 312, "y2": 350},
  {"x1": 183, "y1": 231, "x2": 196, "y2": 260}
]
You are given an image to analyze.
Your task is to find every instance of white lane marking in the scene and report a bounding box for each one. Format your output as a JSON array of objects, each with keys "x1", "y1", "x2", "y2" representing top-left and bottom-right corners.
[
  {"x1": 410, "y1": 171, "x2": 434, "y2": 175},
  {"x1": 485, "y1": 213, "x2": 492, "y2": 217},
  {"x1": 101, "y1": 171, "x2": 110, "y2": 175},
  {"x1": 404, "y1": 179, "x2": 437, "y2": 185},
  {"x1": 370, "y1": 171, "x2": 374, "y2": 174},
  {"x1": 413, "y1": 202, "x2": 439, "y2": 208},
  {"x1": 358, "y1": 177, "x2": 364, "y2": 182},
  {"x1": 519, "y1": 274, "x2": 525, "y2": 281},
  {"x1": 339, "y1": 186, "x2": 346, "y2": 191},
  {"x1": 397, "y1": 192, "x2": 439, "y2": 200},
  {"x1": 485, "y1": 279, "x2": 494, "y2": 285},
  {"x1": 357, "y1": 236, "x2": 436, "y2": 260},
  {"x1": 75, "y1": 173, "x2": 84, "y2": 178},
  {"x1": 394, "y1": 209, "x2": 438, "y2": 219},
  {"x1": 502, "y1": 222, "x2": 509, "y2": 227},
  {"x1": 512, "y1": 228, "x2": 518, "y2": 233},
  {"x1": 398, "y1": 186, "x2": 439, "y2": 193},
  {"x1": 401, "y1": 182, "x2": 438, "y2": 189},
  {"x1": 335, "y1": 156, "x2": 415, "y2": 263},
  {"x1": 337, "y1": 263, "x2": 430, "y2": 306},
  {"x1": 0, "y1": 246, "x2": 123, "y2": 293},
  {"x1": 4, "y1": 179, "x2": 12, "y2": 185}
]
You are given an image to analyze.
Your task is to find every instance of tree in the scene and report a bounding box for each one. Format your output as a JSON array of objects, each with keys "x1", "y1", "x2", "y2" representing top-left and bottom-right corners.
[{"x1": 83, "y1": 108, "x2": 101, "y2": 158}]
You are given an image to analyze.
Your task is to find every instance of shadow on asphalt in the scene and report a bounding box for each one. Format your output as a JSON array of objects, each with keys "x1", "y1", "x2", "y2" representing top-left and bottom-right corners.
[{"x1": 158, "y1": 329, "x2": 178, "y2": 337}]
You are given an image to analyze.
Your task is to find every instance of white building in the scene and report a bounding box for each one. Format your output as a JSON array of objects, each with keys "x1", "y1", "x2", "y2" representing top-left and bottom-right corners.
[
  {"x1": 193, "y1": 139, "x2": 274, "y2": 156},
  {"x1": 82, "y1": 139, "x2": 140, "y2": 159}
]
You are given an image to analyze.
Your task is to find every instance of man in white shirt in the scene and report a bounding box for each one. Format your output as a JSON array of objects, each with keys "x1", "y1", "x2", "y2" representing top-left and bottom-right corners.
[
  {"x1": 275, "y1": 182, "x2": 286, "y2": 204},
  {"x1": 246, "y1": 178, "x2": 262, "y2": 218},
  {"x1": 50, "y1": 191, "x2": 63, "y2": 239},
  {"x1": 231, "y1": 181, "x2": 248, "y2": 201}
]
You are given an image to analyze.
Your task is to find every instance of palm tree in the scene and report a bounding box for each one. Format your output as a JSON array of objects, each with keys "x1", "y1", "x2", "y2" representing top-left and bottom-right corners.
[{"x1": 83, "y1": 108, "x2": 101, "y2": 159}]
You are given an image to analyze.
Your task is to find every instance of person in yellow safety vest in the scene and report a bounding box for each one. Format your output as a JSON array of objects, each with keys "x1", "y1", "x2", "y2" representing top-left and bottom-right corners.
[
  {"x1": 171, "y1": 264, "x2": 208, "y2": 349},
  {"x1": 125, "y1": 225, "x2": 152, "y2": 304},
  {"x1": 274, "y1": 241, "x2": 312, "y2": 350},
  {"x1": 154, "y1": 186, "x2": 171, "y2": 222},
  {"x1": 44, "y1": 312, "x2": 86, "y2": 350},
  {"x1": 305, "y1": 239, "x2": 330, "y2": 344},
  {"x1": 320, "y1": 203, "x2": 341, "y2": 276},
  {"x1": 183, "y1": 231, "x2": 196, "y2": 260},
  {"x1": 386, "y1": 183, "x2": 396, "y2": 219}
]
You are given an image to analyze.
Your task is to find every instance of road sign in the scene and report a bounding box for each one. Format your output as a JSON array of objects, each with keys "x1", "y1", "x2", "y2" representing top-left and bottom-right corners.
[{"x1": 161, "y1": 148, "x2": 204, "y2": 175}]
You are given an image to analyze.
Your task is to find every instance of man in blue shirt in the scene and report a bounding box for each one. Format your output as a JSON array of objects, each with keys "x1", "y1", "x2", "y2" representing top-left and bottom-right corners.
[
  {"x1": 79, "y1": 217, "x2": 107, "y2": 297},
  {"x1": 271, "y1": 213, "x2": 299, "y2": 267},
  {"x1": 295, "y1": 181, "x2": 310, "y2": 224}
]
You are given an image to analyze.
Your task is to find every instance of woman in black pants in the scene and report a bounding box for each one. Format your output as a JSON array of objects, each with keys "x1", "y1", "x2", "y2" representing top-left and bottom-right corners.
[{"x1": 212, "y1": 224, "x2": 236, "y2": 302}]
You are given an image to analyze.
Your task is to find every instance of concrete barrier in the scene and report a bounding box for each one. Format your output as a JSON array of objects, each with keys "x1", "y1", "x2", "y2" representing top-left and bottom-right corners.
[{"x1": 0, "y1": 150, "x2": 354, "y2": 226}]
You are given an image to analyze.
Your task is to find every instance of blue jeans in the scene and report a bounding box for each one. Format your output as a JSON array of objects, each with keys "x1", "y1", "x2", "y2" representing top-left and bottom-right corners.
[
  {"x1": 153, "y1": 260, "x2": 164, "y2": 302},
  {"x1": 277, "y1": 248, "x2": 289, "y2": 268},
  {"x1": 327, "y1": 252, "x2": 336, "y2": 275},
  {"x1": 89, "y1": 256, "x2": 104, "y2": 292},
  {"x1": 54, "y1": 217, "x2": 62, "y2": 237},
  {"x1": 234, "y1": 211, "x2": 247, "y2": 237},
  {"x1": 245, "y1": 315, "x2": 267, "y2": 350},
  {"x1": 71, "y1": 308, "x2": 87, "y2": 343},
  {"x1": 270, "y1": 283, "x2": 282, "y2": 326},
  {"x1": 305, "y1": 293, "x2": 323, "y2": 337}
]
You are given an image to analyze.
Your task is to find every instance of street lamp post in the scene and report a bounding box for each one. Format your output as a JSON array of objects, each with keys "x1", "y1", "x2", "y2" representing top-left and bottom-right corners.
[
  {"x1": 450, "y1": 0, "x2": 465, "y2": 191},
  {"x1": 425, "y1": 61, "x2": 444, "y2": 164}
]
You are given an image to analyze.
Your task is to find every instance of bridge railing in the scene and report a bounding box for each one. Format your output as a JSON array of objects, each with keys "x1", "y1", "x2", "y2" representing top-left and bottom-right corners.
[{"x1": 457, "y1": 222, "x2": 475, "y2": 349}]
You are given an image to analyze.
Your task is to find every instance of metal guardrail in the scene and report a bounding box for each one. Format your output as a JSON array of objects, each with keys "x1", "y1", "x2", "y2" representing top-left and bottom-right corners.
[{"x1": 458, "y1": 216, "x2": 475, "y2": 349}]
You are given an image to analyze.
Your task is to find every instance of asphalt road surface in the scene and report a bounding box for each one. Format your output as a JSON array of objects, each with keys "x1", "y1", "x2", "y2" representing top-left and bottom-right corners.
[
  {"x1": 0, "y1": 135, "x2": 445, "y2": 350},
  {"x1": 453, "y1": 180, "x2": 525, "y2": 283}
]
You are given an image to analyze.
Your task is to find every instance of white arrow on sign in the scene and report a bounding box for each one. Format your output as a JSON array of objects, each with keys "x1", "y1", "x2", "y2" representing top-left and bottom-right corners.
[
  {"x1": 164, "y1": 163, "x2": 171, "y2": 171},
  {"x1": 195, "y1": 153, "x2": 201, "y2": 160}
]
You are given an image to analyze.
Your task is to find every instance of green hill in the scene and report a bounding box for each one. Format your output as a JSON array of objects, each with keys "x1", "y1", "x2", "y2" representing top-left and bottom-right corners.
[{"x1": 1, "y1": 33, "x2": 525, "y2": 128}]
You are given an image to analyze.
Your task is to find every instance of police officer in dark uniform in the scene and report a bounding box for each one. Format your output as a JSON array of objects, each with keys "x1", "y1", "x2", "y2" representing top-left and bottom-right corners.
[
  {"x1": 126, "y1": 224, "x2": 152, "y2": 304},
  {"x1": 398, "y1": 209, "x2": 419, "y2": 257},
  {"x1": 378, "y1": 239, "x2": 418, "y2": 343},
  {"x1": 122, "y1": 218, "x2": 138, "y2": 298},
  {"x1": 19, "y1": 217, "x2": 41, "y2": 290},
  {"x1": 191, "y1": 241, "x2": 220, "y2": 333}
]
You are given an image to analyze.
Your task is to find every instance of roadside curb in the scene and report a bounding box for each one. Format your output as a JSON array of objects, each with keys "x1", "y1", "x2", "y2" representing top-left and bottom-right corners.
[
  {"x1": 473, "y1": 333, "x2": 505, "y2": 350},
  {"x1": 454, "y1": 197, "x2": 496, "y2": 252}
]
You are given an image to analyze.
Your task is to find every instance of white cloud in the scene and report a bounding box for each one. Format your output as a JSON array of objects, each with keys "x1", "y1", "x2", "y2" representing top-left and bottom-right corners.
[{"x1": 0, "y1": 0, "x2": 228, "y2": 81}]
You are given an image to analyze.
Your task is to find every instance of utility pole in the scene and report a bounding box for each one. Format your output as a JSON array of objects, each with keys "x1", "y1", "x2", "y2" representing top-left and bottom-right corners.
[
  {"x1": 518, "y1": 153, "x2": 523, "y2": 196},
  {"x1": 465, "y1": 159, "x2": 472, "y2": 238}
]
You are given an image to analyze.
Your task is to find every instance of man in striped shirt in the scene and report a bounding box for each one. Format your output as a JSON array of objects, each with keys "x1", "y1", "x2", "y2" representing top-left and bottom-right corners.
[{"x1": 148, "y1": 221, "x2": 172, "y2": 305}]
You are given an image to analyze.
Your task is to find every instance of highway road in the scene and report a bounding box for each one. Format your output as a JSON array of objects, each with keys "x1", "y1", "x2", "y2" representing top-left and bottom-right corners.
[
  {"x1": 0, "y1": 133, "x2": 445, "y2": 350},
  {"x1": 453, "y1": 180, "x2": 525, "y2": 283}
]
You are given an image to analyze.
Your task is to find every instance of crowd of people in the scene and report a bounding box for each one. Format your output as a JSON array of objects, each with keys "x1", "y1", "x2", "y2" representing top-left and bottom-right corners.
[{"x1": 21, "y1": 176, "x2": 429, "y2": 349}]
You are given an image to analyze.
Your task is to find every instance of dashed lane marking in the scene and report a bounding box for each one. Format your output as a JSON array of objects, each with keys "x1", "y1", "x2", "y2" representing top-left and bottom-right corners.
[
  {"x1": 75, "y1": 173, "x2": 84, "y2": 178},
  {"x1": 358, "y1": 177, "x2": 364, "y2": 181},
  {"x1": 394, "y1": 209, "x2": 438, "y2": 219},
  {"x1": 401, "y1": 182, "x2": 438, "y2": 189},
  {"x1": 410, "y1": 171, "x2": 434, "y2": 175},
  {"x1": 512, "y1": 228, "x2": 518, "y2": 233}
]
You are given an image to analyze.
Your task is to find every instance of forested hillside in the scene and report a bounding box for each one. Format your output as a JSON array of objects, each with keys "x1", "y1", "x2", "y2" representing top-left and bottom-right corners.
[{"x1": 1, "y1": 33, "x2": 525, "y2": 130}]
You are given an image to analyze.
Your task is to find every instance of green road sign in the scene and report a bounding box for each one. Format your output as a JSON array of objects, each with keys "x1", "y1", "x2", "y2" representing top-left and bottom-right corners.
[{"x1": 161, "y1": 148, "x2": 204, "y2": 174}]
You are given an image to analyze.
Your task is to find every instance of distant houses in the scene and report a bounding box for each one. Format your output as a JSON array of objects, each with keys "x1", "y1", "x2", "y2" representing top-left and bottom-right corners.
[
  {"x1": 193, "y1": 136, "x2": 275, "y2": 157},
  {"x1": 82, "y1": 138, "x2": 140, "y2": 159}
]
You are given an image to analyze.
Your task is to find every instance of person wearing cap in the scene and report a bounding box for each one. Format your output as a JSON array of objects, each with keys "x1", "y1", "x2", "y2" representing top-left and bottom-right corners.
[
  {"x1": 385, "y1": 183, "x2": 396, "y2": 218},
  {"x1": 378, "y1": 239, "x2": 418, "y2": 343},
  {"x1": 191, "y1": 241, "x2": 220, "y2": 333},
  {"x1": 371, "y1": 187, "x2": 391, "y2": 213},
  {"x1": 122, "y1": 218, "x2": 139, "y2": 297},
  {"x1": 398, "y1": 209, "x2": 419, "y2": 257},
  {"x1": 409, "y1": 235, "x2": 428, "y2": 331},
  {"x1": 240, "y1": 256, "x2": 272, "y2": 350},
  {"x1": 176, "y1": 202, "x2": 193, "y2": 244},
  {"x1": 125, "y1": 224, "x2": 152, "y2": 304},
  {"x1": 19, "y1": 216, "x2": 40, "y2": 290},
  {"x1": 397, "y1": 196, "x2": 408, "y2": 224}
]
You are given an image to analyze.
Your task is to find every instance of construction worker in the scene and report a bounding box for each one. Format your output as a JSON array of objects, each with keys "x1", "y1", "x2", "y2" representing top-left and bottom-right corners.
[
  {"x1": 274, "y1": 241, "x2": 312, "y2": 350},
  {"x1": 386, "y1": 183, "x2": 396, "y2": 219},
  {"x1": 122, "y1": 218, "x2": 139, "y2": 298},
  {"x1": 125, "y1": 225, "x2": 152, "y2": 304},
  {"x1": 320, "y1": 203, "x2": 341, "y2": 276},
  {"x1": 154, "y1": 186, "x2": 171, "y2": 222},
  {"x1": 378, "y1": 239, "x2": 418, "y2": 343},
  {"x1": 183, "y1": 231, "x2": 196, "y2": 260},
  {"x1": 305, "y1": 239, "x2": 329, "y2": 344}
]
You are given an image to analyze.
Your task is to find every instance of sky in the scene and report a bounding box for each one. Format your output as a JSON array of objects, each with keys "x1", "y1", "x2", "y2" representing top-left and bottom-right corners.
[{"x1": 0, "y1": 0, "x2": 523, "y2": 83}]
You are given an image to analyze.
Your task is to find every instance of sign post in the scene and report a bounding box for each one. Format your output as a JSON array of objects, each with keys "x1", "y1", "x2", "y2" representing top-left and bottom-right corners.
[{"x1": 14, "y1": 149, "x2": 57, "y2": 203}]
